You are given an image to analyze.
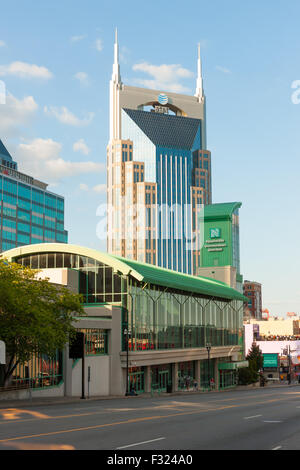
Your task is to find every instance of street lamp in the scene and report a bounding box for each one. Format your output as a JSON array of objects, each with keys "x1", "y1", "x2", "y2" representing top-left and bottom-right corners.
[
  {"x1": 124, "y1": 328, "x2": 130, "y2": 396},
  {"x1": 206, "y1": 343, "x2": 211, "y2": 390}
]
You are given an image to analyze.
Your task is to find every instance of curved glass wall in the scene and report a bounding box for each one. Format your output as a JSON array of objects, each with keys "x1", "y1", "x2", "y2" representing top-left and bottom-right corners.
[{"x1": 14, "y1": 252, "x2": 124, "y2": 304}]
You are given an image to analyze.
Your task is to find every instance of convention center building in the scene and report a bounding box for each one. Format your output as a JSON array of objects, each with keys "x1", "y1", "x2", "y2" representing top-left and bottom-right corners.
[{"x1": 2, "y1": 243, "x2": 248, "y2": 397}]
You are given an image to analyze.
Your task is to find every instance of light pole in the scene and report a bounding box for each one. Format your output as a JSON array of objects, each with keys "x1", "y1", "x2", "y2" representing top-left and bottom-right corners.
[
  {"x1": 206, "y1": 343, "x2": 211, "y2": 390},
  {"x1": 124, "y1": 328, "x2": 130, "y2": 396},
  {"x1": 288, "y1": 344, "x2": 291, "y2": 384}
]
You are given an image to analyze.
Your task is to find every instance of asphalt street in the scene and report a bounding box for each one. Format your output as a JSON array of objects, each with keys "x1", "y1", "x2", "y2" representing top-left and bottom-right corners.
[{"x1": 0, "y1": 386, "x2": 300, "y2": 450}]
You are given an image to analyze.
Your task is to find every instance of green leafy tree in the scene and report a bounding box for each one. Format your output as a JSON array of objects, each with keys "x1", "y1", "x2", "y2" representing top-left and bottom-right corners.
[{"x1": 0, "y1": 258, "x2": 84, "y2": 387}]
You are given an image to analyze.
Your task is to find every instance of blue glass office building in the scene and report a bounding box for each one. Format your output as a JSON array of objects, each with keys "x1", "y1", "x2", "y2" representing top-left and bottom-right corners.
[
  {"x1": 0, "y1": 139, "x2": 68, "y2": 252},
  {"x1": 122, "y1": 108, "x2": 204, "y2": 274}
]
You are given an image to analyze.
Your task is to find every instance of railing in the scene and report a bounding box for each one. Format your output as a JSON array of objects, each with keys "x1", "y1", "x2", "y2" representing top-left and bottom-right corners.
[{"x1": 0, "y1": 383, "x2": 30, "y2": 393}]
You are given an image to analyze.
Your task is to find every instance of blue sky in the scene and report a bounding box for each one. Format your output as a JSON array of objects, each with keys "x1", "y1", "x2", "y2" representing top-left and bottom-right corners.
[{"x1": 0, "y1": 0, "x2": 299, "y2": 316}]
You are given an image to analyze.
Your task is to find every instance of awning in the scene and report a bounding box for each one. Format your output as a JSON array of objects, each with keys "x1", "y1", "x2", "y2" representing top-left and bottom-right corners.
[{"x1": 218, "y1": 361, "x2": 249, "y2": 370}]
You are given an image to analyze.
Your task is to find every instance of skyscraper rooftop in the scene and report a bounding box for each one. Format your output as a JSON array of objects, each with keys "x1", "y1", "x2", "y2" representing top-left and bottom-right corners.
[{"x1": 123, "y1": 108, "x2": 202, "y2": 150}]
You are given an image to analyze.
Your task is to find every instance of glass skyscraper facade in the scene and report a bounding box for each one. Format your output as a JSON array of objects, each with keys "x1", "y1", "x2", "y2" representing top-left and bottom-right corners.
[
  {"x1": 0, "y1": 139, "x2": 68, "y2": 252},
  {"x1": 107, "y1": 34, "x2": 211, "y2": 275}
]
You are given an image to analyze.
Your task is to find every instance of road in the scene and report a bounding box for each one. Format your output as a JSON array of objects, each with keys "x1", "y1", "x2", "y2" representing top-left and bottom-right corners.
[{"x1": 0, "y1": 386, "x2": 300, "y2": 450}]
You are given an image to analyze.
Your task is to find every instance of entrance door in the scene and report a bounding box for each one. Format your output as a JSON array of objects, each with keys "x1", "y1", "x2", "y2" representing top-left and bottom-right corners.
[{"x1": 159, "y1": 371, "x2": 169, "y2": 392}]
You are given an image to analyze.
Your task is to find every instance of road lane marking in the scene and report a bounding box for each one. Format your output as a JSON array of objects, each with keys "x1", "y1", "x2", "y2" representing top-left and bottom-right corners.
[
  {"x1": 0, "y1": 409, "x2": 49, "y2": 420},
  {"x1": 244, "y1": 415, "x2": 262, "y2": 420},
  {"x1": 272, "y1": 446, "x2": 282, "y2": 450},
  {"x1": 263, "y1": 421, "x2": 282, "y2": 423},
  {"x1": 116, "y1": 437, "x2": 165, "y2": 449},
  {"x1": 0, "y1": 395, "x2": 295, "y2": 443}
]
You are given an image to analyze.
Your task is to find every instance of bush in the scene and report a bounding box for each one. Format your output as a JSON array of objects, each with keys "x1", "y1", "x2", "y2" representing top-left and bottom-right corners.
[{"x1": 238, "y1": 367, "x2": 258, "y2": 385}]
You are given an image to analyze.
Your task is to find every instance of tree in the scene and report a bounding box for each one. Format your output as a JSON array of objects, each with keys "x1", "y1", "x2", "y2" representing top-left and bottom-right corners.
[
  {"x1": 247, "y1": 342, "x2": 264, "y2": 374},
  {"x1": 238, "y1": 343, "x2": 264, "y2": 385},
  {"x1": 0, "y1": 258, "x2": 84, "y2": 387}
]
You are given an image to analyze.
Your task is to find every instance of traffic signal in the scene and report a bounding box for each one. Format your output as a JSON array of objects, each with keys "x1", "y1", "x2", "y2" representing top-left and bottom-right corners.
[{"x1": 69, "y1": 332, "x2": 84, "y2": 359}]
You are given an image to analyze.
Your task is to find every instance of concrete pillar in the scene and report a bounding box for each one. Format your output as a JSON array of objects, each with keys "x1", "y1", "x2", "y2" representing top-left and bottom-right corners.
[
  {"x1": 110, "y1": 307, "x2": 123, "y2": 395},
  {"x1": 172, "y1": 363, "x2": 178, "y2": 392},
  {"x1": 145, "y1": 366, "x2": 151, "y2": 393}
]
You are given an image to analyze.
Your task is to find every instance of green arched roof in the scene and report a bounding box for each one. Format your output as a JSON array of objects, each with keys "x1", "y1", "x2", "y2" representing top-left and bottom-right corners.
[
  {"x1": 2, "y1": 243, "x2": 247, "y2": 302},
  {"x1": 203, "y1": 202, "x2": 242, "y2": 221}
]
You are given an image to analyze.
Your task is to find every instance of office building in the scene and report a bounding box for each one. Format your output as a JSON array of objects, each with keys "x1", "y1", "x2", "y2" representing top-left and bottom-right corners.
[
  {"x1": 107, "y1": 31, "x2": 211, "y2": 274},
  {"x1": 0, "y1": 139, "x2": 68, "y2": 252},
  {"x1": 2, "y1": 243, "x2": 247, "y2": 397},
  {"x1": 243, "y1": 280, "x2": 262, "y2": 320}
]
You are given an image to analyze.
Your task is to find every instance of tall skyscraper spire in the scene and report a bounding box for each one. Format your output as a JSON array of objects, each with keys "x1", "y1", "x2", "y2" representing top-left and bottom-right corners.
[
  {"x1": 195, "y1": 43, "x2": 204, "y2": 100},
  {"x1": 112, "y1": 27, "x2": 121, "y2": 85}
]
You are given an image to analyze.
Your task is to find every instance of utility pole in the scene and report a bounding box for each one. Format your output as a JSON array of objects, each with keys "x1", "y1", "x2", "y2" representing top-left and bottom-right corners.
[{"x1": 288, "y1": 345, "x2": 291, "y2": 385}]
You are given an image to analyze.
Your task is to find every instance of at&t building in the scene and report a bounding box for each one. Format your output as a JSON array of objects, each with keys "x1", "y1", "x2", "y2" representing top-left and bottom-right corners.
[{"x1": 107, "y1": 32, "x2": 211, "y2": 275}]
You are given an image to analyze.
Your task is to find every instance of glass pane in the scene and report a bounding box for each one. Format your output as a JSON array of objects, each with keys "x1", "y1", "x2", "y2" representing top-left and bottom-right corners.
[
  {"x1": 39, "y1": 254, "x2": 47, "y2": 269},
  {"x1": 48, "y1": 253, "x2": 55, "y2": 268},
  {"x1": 64, "y1": 253, "x2": 71, "y2": 268},
  {"x1": 31, "y1": 255, "x2": 38, "y2": 269},
  {"x1": 105, "y1": 267, "x2": 113, "y2": 294},
  {"x1": 56, "y1": 253, "x2": 63, "y2": 268},
  {"x1": 96, "y1": 268, "x2": 104, "y2": 293}
]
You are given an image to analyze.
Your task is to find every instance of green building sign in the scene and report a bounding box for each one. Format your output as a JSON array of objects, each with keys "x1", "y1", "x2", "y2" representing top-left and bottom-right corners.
[
  {"x1": 199, "y1": 202, "x2": 242, "y2": 270},
  {"x1": 263, "y1": 353, "x2": 278, "y2": 368},
  {"x1": 210, "y1": 228, "x2": 221, "y2": 239}
]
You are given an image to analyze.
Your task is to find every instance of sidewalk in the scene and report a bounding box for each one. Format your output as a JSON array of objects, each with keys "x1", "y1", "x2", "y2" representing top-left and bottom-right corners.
[{"x1": 0, "y1": 382, "x2": 298, "y2": 409}]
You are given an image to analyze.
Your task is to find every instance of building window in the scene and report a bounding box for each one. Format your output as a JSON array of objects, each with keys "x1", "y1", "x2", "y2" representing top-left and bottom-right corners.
[{"x1": 80, "y1": 329, "x2": 108, "y2": 355}]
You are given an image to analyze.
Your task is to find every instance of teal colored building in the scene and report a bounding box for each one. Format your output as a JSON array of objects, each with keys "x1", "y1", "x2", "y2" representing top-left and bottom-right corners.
[{"x1": 0, "y1": 139, "x2": 68, "y2": 252}]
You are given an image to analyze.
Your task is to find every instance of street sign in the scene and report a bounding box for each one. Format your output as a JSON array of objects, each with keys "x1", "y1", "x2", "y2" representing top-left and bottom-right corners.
[
  {"x1": 0, "y1": 341, "x2": 5, "y2": 364},
  {"x1": 263, "y1": 353, "x2": 278, "y2": 368}
]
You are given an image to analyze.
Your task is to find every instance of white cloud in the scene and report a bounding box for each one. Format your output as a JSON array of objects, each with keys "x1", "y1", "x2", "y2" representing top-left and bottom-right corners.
[
  {"x1": 0, "y1": 40, "x2": 6, "y2": 47},
  {"x1": 44, "y1": 105, "x2": 94, "y2": 127},
  {"x1": 74, "y1": 72, "x2": 89, "y2": 86},
  {"x1": 120, "y1": 46, "x2": 130, "y2": 64},
  {"x1": 216, "y1": 65, "x2": 231, "y2": 74},
  {"x1": 70, "y1": 35, "x2": 86, "y2": 43},
  {"x1": 0, "y1": 93, "x2": 38, "y2": 137},
  {"x1": 16, "y1": 138, "x2": 104, "y2": 183},
  {"x1": 79, "y1": 183, "x2": 89, "y2": 191},
  {"x1": 95, "y1": 39, "x2": 103, "y2": 52},
  {"x1": 93, "y1": 184, "x2": 106, "y2": 193},
  {"x1": 0, "y1": 61, "x2": 53, "y2": 80},
  {"x1": 73, "y1": 138, "x2": 90, "y2": 155},
  {"x1": 132, "y1": 62, "x2": 193, "y2": 93},
  {"x1": 78, "y1": 183, "x2": 106, "y2": 193}
]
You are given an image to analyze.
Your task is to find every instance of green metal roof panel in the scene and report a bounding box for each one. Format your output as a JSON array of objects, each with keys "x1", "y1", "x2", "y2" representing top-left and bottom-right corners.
[
  {"x1": 111, "y1": 254, "x2": 247, "y2": 301},
  {"x1": 2, "y1": 243, "x2": 247, "y2": 302},
  {"x1": 203, "y1": 202, "x2": 242, "y2": 221}
]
